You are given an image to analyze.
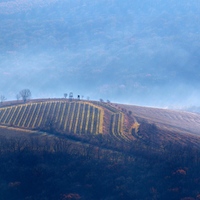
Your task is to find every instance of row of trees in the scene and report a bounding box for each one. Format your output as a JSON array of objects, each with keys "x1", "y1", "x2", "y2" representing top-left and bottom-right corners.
[
  {"x1": 64, "y1": 92, "x2": 89, "y2": 100},
  {"x1": 0, "y1": 89, "x2": 31, "y2": 105},
  {"x1": 1, "y1": 89, "x2": 111, "y2": 105},
  {"x1": 63, "y1": 93, "x2": 111, "y2": 103}
]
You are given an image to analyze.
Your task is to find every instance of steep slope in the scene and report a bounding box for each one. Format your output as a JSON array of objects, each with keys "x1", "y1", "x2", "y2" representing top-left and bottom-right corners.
[
  {"x1": 115, "y1": 103, "x2": 200, "y2": 147},
  {"x1": 1, "y1": 99, "x2": 200, "y2": 149},
  {"x1": 1, "y1": 100, "x2": 200, "y2": 200},
  {"x1": 0, "y1": 99, "x2": 136, "y2": 143},
  {"x1": 119, "y1": 104, "x2": 200, "y2": 136},
  {"x1": 0, "y1": 100, "x2": 103, "y2": 133}
]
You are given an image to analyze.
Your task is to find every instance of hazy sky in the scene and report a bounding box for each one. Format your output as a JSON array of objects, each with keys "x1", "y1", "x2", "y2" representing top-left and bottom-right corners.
[{"x1": 0, "y1": 0, "x2": 200, "y2": 107}]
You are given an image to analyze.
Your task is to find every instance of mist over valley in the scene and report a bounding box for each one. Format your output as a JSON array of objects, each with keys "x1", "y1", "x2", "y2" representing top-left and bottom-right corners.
[{"x1": 1, "y1": 0, "x2": 200, "y2": 108}]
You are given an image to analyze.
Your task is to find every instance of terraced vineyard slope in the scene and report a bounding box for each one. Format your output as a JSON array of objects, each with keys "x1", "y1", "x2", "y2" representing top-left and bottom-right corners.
[
  {"x1": 0, "y1": 101, "x2": 104, "y2": 134},
  {"x1": 0, "y1": 100, "x2": 135, "y2": 141}
]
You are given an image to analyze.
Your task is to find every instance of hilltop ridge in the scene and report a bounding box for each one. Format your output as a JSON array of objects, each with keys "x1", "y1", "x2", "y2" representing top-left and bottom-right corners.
[{"x1": 0, "y1": 98, "x2": 200, "y2": 150}]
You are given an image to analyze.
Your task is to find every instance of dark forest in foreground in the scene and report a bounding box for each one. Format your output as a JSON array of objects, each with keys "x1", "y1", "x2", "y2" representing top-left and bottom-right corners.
[
  {"x1": 0, "y1": 129, "x2": 200, "y2": 200},
  {"x1": 1, "y1": 99, "x2": 200, "y2": 199}
]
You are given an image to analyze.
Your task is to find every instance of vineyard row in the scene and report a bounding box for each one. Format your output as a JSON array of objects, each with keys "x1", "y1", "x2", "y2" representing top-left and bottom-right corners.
[
  {"x1": 110, "y1": 113, "x2": 130, "y2": 141},
  {"x1": 0, "y1": 101, "x2": 104, "y2": 135}
]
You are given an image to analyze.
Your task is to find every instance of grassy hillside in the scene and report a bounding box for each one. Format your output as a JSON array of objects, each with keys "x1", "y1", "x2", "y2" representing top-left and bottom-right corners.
[
  {"x1": 0, "y1": 99, "x2": 138, "y2": 143},
  {"x1": 1, "y1": 99, "x2": 200, "y2": 147},
  {"x1": 120, "y1": 103, "x2": 200, "y2": 136},
  {"x1": 1, "y1": 98, "x2": 200, "y2": 148},
  {"x1": 1, "y1": 99, "x2": 200, "y2": 199}
]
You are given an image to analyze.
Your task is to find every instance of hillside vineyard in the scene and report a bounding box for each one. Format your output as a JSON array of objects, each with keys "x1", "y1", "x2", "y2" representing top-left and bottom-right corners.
[{"x1": 0, "y1": 101, "x2": 129, "y2": 139}]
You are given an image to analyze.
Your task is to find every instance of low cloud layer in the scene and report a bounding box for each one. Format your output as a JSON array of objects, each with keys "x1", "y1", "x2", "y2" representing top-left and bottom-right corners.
[
  {"x1": 0, "y1": 0, "x2": 59, "y2": 14},
  {"x1": 0, "y1": 0, "x2": 200, "y2": 108}
]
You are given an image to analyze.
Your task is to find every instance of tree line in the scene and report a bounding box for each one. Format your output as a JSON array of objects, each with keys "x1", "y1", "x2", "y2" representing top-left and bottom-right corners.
[{"x1": 1, "y1": 89, "x2": 31, "y2": 105}]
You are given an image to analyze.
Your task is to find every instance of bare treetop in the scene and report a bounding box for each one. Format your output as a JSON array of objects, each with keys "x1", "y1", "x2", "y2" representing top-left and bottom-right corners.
[
  {"x1": 20, "y1": 89, "x2": 31, "y2": 102},
  {"x1": 16, "y1": 94, "x2": 21, "y2": 101},
  {"x1": 0, "y1": 95, "x2": 6, "y2": 105},
  {"x1": 64, "y1": 93, "x2": 68, "y2": 98}
]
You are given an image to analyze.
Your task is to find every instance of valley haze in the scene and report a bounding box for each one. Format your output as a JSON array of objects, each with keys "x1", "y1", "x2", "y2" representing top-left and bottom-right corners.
[
  {"x1": 0, "y1": 2, "x2": 200, "y2": 199},
  {"x1": 0, "y1": 0, "x2": 200, "y2": 108}
]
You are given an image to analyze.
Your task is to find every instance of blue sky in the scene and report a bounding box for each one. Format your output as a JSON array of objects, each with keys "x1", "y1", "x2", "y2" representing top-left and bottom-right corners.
[{"x1": 0, "y1": 0, "x2": 200, "y2": 107}]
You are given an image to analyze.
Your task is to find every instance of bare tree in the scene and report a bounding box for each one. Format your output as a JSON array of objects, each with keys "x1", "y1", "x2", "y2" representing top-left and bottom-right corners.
[
  {"x1": 64, "y1": 93, "x2": 68, "y2": 98},
  {"x1": 19, "y1": 89, "x2": 31, "y2": 103},
  {"x1": 0, "y1": 95, "x2": 6, "y2": 105},
  {"x1": 69, "y1": 92, "x2": 73, "y2": 101},
  {"x1": 16, "y1": 94, "x2": 21, "y2": 101}
]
